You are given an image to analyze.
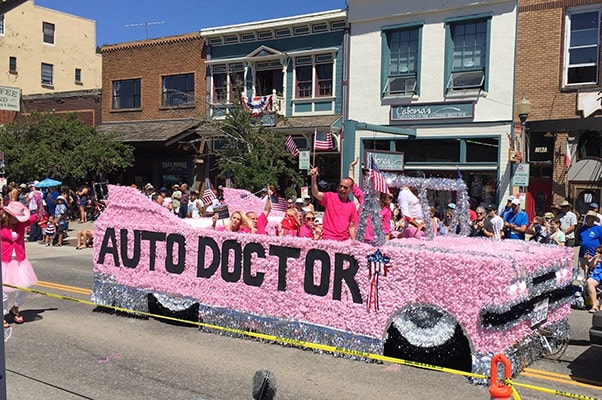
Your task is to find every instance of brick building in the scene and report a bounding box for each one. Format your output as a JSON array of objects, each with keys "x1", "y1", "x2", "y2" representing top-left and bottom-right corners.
[
  {"x1": 516, "y1": 0, "x2": 602, "y2": 217},
  {"x1": 98, "y1": 33, "x2": 209, "y2": 188}
]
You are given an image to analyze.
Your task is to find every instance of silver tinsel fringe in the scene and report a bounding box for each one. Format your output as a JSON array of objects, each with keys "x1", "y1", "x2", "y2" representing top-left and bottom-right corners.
[{"x1": 91, "y1": 273, "x2": 570, "y2": 376}]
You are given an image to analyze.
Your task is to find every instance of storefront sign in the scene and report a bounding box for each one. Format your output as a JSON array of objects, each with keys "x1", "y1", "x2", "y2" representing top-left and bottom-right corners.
[
  {"x1": 365, "y1": 150, "x2": 404, "y2": 171},
  {"x1": 577, "y1": 91, "x2": 602, "y2": 118},
  {"x1": 0, "y1": 86, "x2": 20, "y2": 112},
  {"x1": 512, "y1": 163, "x2": 530, "y2": 187},
  {"x1": 299, "y1": 150, "x2": 310, "y2": 170},
  {"x1": 390, "y1": 102, "x2": 473, "y2": 121}
]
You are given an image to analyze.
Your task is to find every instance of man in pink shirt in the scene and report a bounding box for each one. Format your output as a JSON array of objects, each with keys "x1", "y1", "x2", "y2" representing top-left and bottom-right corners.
[{"x1": 310, "y1": 167, "x2": 358, "y2": 241}]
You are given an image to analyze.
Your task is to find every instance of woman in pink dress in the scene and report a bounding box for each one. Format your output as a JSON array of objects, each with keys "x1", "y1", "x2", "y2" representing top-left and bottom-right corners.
[{"x1": 2, "y1": 201, "x2": 38, "y2": 328}]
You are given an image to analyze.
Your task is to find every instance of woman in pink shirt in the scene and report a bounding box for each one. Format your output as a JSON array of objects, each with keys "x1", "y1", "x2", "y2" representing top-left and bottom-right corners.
[
  {"x1": 299, "y1": 211, "x2": 317, "y2": 239},
  {"x1": 1, "y1": 201, "x2": 38, "y2": 328}
]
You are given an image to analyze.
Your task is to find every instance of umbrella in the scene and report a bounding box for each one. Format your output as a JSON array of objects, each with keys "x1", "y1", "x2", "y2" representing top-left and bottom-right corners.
[{"x1": 34, "y1": 177, "x2": 62, "y2": 188}]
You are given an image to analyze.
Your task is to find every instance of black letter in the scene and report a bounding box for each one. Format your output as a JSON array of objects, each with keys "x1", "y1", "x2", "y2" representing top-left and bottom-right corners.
[
  {"x1": 120, "y1": 229, "x2": 141, "y2": 269},
  {"x1": 304, "y1": 249, "x2": 330, "y2": 297},
  {"x1": 269, "y1": 245, "x2": 301, "y2": 291},
  {"x1": 97, "y1": 227, "x2": 120, "y2": 267},
  {"x1": 166, "y1": 233, "x2": 186, "y2": 274},
  {"x1": 333, "y1": 253, "x2": 362, "y2": 303},
  {"x1": 221, "y1": 239, "x2": 242, "y2": 282},
  {"x1": 141, "y1": 231, "x2": 166, "y2": 271},
  {"x1": 243, "y1": 242, "x2": 266, "y2": 287},
  {"x1": 197, "y1": 236, "x2": 220, "y2": 278}
]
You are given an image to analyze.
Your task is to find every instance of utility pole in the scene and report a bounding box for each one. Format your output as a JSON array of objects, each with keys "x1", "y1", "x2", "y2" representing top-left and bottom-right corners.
[{"x1": 124, "y1": 21, "x2": 165, "y2": 39}]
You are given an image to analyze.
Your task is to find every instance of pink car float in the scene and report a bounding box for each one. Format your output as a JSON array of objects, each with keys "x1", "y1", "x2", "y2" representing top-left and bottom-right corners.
[{"x1": 92, "y1": 183, "x2": 573, "y2": 377}]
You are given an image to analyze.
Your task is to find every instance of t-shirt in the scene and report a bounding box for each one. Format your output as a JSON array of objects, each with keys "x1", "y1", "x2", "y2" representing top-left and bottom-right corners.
[
  {"x1": 256, "y1": 213, "x2": 268, "y2": 235},
  {"x1": 558, "y1": 211, "x2": 578, "y2": 239},
  {"x1": 397, "y1": 188, "x2": 423, "y2": 219},
  {"x1": 503, "y1": 210, "x2": 528, "y2": 240},
  {"x1": 577, "y1": 224, "x2": 602, "y2": 257},
  {"x1": 320, "y1": 192, "x2": 358, "y2": 241}
]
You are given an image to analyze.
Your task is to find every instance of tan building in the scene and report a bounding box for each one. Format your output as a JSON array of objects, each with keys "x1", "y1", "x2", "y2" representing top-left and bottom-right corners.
[
  {"x1": 0, "y1": 0, "x2": 101, "y2": 96},
  {"x1": 516, "y1": 0, "x2": 602, "y2": 218}
]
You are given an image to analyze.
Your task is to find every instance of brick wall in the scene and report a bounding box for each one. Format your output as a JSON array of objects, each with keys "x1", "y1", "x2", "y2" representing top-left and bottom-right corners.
[
  {"x1": 101, "y1": 33, "x2": 206, "y2": 122},
  {"x1": 516, "y1": 0, "x2": 602, "y2": 122},
  {"x1": 22, "y1": 92, "x2": 101, "y2": 126}
]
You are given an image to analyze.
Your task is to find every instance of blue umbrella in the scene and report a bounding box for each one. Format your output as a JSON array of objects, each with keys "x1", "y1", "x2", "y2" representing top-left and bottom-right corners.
[{"x1": 34, "y1": 177, "x2": 62, "y2": 188}]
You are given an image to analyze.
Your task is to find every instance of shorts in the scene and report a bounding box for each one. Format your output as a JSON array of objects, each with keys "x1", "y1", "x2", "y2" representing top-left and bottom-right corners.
[
  {"x1": 591, "y1": 267, "x2": 602, "y2": 284},
  {"x1": 57, "y1": 224, "x2": 66, "y2": 234},
  {"x1": 45, "y1": 232, "x2": 55, "y2": 237}
]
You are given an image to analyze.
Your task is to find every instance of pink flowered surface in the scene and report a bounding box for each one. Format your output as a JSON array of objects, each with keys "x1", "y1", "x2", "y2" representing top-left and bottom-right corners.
[{"x1": 94, "y1": 185, "x2": 572, "y2": 353}]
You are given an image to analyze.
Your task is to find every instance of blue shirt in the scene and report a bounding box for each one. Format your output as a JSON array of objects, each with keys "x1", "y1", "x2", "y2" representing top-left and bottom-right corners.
[
  {"x1": 577, "y1": 224, "x2": 602, "y2": 257},
  {"x1": 503, "y1": 210, "x2": 528, "y2": 240}
]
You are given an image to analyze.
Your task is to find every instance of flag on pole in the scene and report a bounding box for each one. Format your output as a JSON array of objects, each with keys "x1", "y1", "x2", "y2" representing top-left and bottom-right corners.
[
  {"x1": 270, "y1": 194, "x2": 289, "y2": 212},
  {"x1": 456, "y1": 165, "x2": 463, "y2": 180},
  {"x1": 314, "y1": 130, "x2": 334, "y2": 151},
  {"x1": 202, "y1": 179, "x2": 218, "y2": 205},
  {"x1": 565, "y1": 141, "x2": 572, "y2": 168},
  {"x1": 285, "y1": 135, "x2": 299, "y2": 157},
  {"x1": 369, "y1": 155, "x2": 391, "y2": 195}
]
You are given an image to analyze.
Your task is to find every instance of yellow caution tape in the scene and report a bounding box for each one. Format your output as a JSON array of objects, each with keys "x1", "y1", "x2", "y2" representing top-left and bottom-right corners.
[{"x1": 5, "y1": 283, "x2": 601, "y2": 400}]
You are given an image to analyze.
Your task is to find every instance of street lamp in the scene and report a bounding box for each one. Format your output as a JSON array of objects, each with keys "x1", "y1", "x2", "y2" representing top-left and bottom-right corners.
[{"x1": 514, "y1": 93, "x2": 531, "y2": 194}]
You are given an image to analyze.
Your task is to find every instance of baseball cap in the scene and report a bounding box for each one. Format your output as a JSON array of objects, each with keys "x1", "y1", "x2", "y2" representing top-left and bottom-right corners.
[
  {"x1": 544, "y1": 212, "x2": 554, "y2": 219},
  {"x1": 485, "y1": 204, "x2": 496, "y2": 212},
  {"x1": 511, "y1": 198, "x2": 521, "y2": 206},
  {"x1": 295, "y1": 198, "x2": 304, "y2": 204},
  {"x1": 590, "y1": 203, "x2": 599, "y2": 209},
  {"x1": 447, "y1": 203, "x2": 456, "y2": 209}
]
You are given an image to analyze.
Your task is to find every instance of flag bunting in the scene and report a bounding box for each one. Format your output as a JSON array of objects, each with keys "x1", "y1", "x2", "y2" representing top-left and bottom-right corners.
[{"x1": 241, "y1": 95, "x2": 272, "y2": 116}]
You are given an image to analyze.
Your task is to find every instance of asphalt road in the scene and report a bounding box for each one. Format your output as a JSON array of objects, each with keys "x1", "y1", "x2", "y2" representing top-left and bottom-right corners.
[{"x1": 1, "y1": 227, "x2": 600, "y2": 400}]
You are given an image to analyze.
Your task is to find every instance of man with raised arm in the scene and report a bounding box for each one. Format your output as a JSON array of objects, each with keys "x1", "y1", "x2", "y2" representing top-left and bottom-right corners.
[{"x1": 310, "y1": 167, "x2": 358, "y2": 241}]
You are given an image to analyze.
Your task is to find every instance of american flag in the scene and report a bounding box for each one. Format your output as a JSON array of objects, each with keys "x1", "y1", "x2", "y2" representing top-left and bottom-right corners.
[
  {"x1": 270, "y1": 194, "x2": 289, "y2": 212},
  {"x1": 369, "y1": 156, "x2": 391, "y2": 195},
  {"x1": 314, "y1": 131, "x2": 333, "y2": 151},
  {"x1": 202, "y1": 180, "x2": 218, "y2": 205},
  {"x1": 285, "y1": 135, "x2": 299, "y2": 157}
]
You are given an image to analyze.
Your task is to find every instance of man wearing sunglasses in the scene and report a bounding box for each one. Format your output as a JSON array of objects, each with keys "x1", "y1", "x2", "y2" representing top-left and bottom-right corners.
[{"x1": 310, "y1": 167, "x2": 358, "y2": 241}]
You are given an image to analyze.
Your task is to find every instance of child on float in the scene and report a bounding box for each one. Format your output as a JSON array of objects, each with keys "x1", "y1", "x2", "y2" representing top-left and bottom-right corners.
[{"x1": 1, "y1": 201, "x2": 38, "y2": 328}]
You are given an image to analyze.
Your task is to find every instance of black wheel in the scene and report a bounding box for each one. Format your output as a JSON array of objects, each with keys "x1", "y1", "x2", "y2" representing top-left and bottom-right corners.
[{"x1": 384, "y1": 305, "x2": 472, "y2": 372}]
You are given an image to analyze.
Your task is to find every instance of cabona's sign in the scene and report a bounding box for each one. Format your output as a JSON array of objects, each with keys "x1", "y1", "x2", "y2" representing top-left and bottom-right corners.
[{"x1": 97, "y1": 228, "x2": 362, "y2": 303}]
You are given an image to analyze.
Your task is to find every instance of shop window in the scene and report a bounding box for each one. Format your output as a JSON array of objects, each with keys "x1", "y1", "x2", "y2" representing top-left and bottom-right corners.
[
  {"x1": 445, "y1": 16, "x2": 490, "y2": 94},
  {"x1": 396, "y1": 139, "x2": 461, "y2": 163},
  {"x1": 162, "y1": 73, "x2": 194, "y2": 106},
  {"x1": 564, "y1": 7, "x2": 601, "y2": 86},
  {"x1": 465, "y1": 138, "x2": 498, "y2": 162},
  {"x1": 577, "y1": 130, "x2": 602, "y2": 159},
  {"x1": 112, "y1": 78, "x2": 141, "y2": 109},
  {"x1": 43, "y1": 21, "x2": 55, "y2": 44},
  {"x1": 41, "y1": 63, "x2": 53, "y2": 86},
  {"x1": 9, "y1": 57, "x2": 16, "y2": 73},
  {"x1": 382, "y1": 24, "x2": 421, "y2": 97}
]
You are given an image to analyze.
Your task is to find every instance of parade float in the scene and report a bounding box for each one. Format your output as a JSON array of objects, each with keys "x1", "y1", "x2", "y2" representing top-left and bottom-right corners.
[{"x1": 92, "y1": 178, "x2": 573, "y2": 377}]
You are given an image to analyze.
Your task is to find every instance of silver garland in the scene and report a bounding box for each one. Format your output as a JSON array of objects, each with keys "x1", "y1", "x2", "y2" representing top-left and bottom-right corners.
[
  {"x1": 356, "y1": 176, "x2": 386, "y2": 245},
  {"x1": 356, "y1": 174, "x2": 472, "y2": 240}
]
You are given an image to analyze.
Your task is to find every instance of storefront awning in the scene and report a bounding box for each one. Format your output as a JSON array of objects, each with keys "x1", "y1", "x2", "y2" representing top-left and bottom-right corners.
[{"x1": 97, "y1": 119, "x2": 214, "y2": 146}]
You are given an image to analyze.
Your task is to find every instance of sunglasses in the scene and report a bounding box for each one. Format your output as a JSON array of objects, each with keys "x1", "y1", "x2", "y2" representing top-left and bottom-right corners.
[
  {"x1": 305, "y1": 217, "x2": 315, "y2": 221},
  {"x1": 338, "y1": 184, "x2": 349, "y2": 190}
]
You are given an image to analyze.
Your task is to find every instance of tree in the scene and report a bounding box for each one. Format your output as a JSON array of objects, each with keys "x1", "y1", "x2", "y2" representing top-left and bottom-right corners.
[
  {"x1": 213, "y1": 107, "x2": 304, "y2": 198},
  {"x1": 0, "y1": 112, "x2": 134, "y2": 185}
]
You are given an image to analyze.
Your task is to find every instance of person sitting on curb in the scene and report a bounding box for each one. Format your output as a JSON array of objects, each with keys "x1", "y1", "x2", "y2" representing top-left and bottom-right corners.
[{"x1": 75, "y1": 229, "x2": 94, "y2": 250}]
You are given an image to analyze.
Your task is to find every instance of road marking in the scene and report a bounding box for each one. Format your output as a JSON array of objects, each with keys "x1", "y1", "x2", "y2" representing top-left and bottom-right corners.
[
  {"x1": 35, "y1": 280, "x2": 91, "y2": 295},
  {"x1": 520, "y1": 368, "x2": 602, "y2": 390}
]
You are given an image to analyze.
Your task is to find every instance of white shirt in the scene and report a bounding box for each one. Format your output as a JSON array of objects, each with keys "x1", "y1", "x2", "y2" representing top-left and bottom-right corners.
[
  {"x1": 489, "y1": 215, "x2": 504, "y2": 240},
  {"x1": 397, "y1": 187, "x2": 424, "y2": 219},
  {"x1": 558, "y1": 210, "x2": 578, "y2": 239}
]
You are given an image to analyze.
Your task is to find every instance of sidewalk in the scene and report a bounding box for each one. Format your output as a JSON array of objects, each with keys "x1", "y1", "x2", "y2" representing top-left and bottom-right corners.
[{"x1": 28, "y1": 220, "x2": 95, "y2": 249}]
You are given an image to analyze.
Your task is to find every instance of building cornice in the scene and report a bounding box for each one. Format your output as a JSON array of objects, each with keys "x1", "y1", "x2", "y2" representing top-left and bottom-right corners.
[{"x1": 101, "y1": 32, "x2": 203, "y2": 53}]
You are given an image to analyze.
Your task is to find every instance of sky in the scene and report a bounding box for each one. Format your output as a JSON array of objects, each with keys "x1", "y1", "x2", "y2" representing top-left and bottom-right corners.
[{"x1": 35, "y1": 0, "x2": 348, "y2": 47}]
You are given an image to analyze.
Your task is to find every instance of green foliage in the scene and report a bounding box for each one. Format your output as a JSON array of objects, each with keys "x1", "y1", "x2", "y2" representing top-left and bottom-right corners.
[
  {"x1": 213, "y1": 107, "x2": 304, "y2": 195},
  {"x1": 0, "y1": 112, "x2": 134, "y2": 184}
]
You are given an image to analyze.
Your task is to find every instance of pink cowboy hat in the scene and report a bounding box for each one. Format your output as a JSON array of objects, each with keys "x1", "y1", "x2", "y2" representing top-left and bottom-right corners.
[{"x1": 3, "y1": 201, "x2": 30, "y2": 222}]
